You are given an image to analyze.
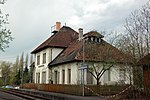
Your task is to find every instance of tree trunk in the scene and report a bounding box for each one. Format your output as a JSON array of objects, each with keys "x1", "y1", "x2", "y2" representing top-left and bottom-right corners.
[{"x1": 96, "y1": 78, "x2": 100, "y2": 85}]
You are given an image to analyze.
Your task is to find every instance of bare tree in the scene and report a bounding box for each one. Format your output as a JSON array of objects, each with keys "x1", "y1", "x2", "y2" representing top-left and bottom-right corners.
[
  {"x1": 118, "y1": 0, "x2": 150, "y2": 60},
  {"x1": 115, "y1": 0, "x2": 150, "y2": 88},
  {"x1": 84, "y1": 32, "x2": 131, "y2": 85},
  {"x1": 87, "y1": 62, "x2": 113, "y2": 85}
]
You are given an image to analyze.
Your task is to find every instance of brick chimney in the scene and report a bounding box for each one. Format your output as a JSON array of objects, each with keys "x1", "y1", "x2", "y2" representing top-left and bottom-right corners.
[
  {"x1": 78, "y1": 28, "x2": 83, "y2": 40},
  {"x1": 56, "y1": 22, "x2": 61, "y2": 31}
]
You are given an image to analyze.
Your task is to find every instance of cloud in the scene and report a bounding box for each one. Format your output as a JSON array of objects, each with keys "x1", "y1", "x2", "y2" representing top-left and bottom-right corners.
[{"x1": 0, "y1": 0, "x2": 148, "y2": 62}]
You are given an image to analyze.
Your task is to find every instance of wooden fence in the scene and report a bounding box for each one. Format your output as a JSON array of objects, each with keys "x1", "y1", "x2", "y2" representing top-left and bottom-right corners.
[{"x1": 22, "y1": 83, "x2": 130, "y2": 96}]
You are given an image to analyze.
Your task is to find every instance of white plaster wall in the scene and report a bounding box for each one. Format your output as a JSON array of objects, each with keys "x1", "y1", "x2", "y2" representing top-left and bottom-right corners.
[
  {"x1": 51, "y1": 62, "x2": 133, "y2": 85},
  {"x1": 51, "y1": 48, "x2": 63, "y2": 61},
  {"x1": 34, "y1": 47, "x2": 63, "y2": 84},
  {"x1": 85, "y1": 63, "x2": 133, "y2": 85},
  {"x1": 51, "y1": 62, "x2": 79, "y2": 84},
  {"x1": 105, "y1": 64, "x2": 133, "y2": 85}
]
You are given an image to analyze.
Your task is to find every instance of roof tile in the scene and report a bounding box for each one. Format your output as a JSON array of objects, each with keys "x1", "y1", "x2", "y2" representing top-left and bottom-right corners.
[
  {"x1": 49, "y1": 31, "x2": 133, "y2": 66},
  {"x1": 31, "y1": 26, "x2": 79, "y2": 53}
]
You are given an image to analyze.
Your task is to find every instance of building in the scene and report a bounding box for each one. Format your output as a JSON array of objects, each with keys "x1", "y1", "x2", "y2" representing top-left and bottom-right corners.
[
  {"x1": 31, "y1": 22, "x2": 133, "y2": 85},
  {"x1": 138, "y1": 53, "x2": 150, "y2": 92}
]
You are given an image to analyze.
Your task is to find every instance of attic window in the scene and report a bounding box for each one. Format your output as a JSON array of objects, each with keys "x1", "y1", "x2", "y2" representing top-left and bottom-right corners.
[
  {"x1": 88, "y1": 36, "x2": 102, "y2": 44},
  {"x1": 91, "y1": 37, "x2": 93, "y2": 41},
  {"x1": 90, "y1": 36, "x2": 96, "y2": 42},
  {"x1": 97, "y1": 38, "x2": 102, "y2": 43}
]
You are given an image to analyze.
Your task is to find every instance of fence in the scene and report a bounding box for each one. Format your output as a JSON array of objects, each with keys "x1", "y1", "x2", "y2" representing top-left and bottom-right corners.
[{"x1": 22, "y1": 83, "x2": 130, "y2": 96}]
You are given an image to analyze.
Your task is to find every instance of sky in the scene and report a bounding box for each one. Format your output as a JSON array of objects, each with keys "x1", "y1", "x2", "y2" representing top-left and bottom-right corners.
[{"x1": 0, "y1": 0, "x2": 148, "y2": 63}]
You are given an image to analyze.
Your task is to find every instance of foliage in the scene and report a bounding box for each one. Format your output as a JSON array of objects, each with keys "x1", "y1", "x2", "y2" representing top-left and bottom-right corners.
[
  {"x1": 0, "y1": 1, "x2": 13, "y2": 51},
  {"x1": 0, "y1": 61, "x2": 12, "y2": 85},
  {"x1": 23, "y1": 53, "x2": 29, "y2": 83},
  {"x1": 15, "y1": 69, "x2": 21, "y2": 85},
  {"x1": 9, "y1": 56, "x2": 19, "y2": 85},
  {"x1": 29, "y1": 54, "x2": 34, "y2": 83}
]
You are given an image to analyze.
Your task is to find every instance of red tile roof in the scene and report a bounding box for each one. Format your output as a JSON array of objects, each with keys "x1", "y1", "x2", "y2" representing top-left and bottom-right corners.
[
  {"x1": 49, "y1": 31, "x2": 133, "y2": 66},
  {"x1": 31, "y1": 26, "x2": 79, "y2": 53},
  {"x1": 138, "y1": 53, "x2": 150, "y2": 65},
  {"x1": 84, "y1": 31, "x2": 104, "y2": 38}
]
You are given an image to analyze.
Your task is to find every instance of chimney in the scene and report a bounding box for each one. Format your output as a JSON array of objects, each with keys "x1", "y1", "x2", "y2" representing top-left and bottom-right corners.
[
  {"x1": 78, "y1": 28, "x2": 83, "y2": 40},
  {"x1": 56, "y1": 22, "x2": 61, "y2": 31}
]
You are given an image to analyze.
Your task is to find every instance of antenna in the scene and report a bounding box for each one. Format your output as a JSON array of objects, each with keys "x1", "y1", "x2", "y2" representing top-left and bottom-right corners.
[{"x1": 51, "y1": 25, "x2": 56, "y2": 36}]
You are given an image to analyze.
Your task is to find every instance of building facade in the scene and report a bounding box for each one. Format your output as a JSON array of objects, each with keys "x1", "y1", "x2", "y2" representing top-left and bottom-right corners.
[
  {"x1": 31, "y1": 22, "x2": 133, "y2": 85},
  {"x1": 138, "y1": 53, "x2": 150, "y2": 91}
]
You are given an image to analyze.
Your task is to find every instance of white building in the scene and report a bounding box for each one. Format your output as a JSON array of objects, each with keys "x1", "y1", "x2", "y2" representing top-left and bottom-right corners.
[{"x1": 31, "y1": 22, "x2": 133, "y2": 85}]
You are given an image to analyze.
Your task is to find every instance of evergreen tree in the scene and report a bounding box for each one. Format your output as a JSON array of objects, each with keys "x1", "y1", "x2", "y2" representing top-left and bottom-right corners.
[
  {"x1": 15, "y1": 69, "x2": 21, "y2": 85},
  {"x1": 23, "y1": 53, "x2": 29, "y2": 83},
  {"x1": 1, "y1": 61, "x2": 12, "y2": 85},
  {"x1": 10, "y1": 56, "x2": 19, "y2": 85},
  {"x1": 29, "y1": 54, "x2": 34, "y2": 83},
  {"x1": 19, "y1": 53, "x2": 24, "y2": 85}
]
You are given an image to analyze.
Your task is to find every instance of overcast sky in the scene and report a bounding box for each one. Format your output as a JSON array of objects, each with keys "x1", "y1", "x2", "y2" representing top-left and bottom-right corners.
[{"x1": 0, "y1": 0, "x2": 148, "y2": 63}]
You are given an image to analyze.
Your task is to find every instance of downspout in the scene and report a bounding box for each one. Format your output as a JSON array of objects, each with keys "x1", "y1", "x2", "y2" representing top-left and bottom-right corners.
[{"x1": 49, "y1": 48, "x2": 53, "y2": 84}]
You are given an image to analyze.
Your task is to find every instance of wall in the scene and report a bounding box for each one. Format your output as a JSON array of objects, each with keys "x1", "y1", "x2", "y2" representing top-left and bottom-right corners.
[
  {"x1": 51, "y1": 62, "x2": 79, "y2": 84},
  {"x1": 34, "y1": 47, "x2": 133, "y2": 85},
  {"x1": 50, "y1": 62, "x2": 133, "y2": 85},
  {"x1": 34, "y1": 47, "x2": 63, "y2": 84}
]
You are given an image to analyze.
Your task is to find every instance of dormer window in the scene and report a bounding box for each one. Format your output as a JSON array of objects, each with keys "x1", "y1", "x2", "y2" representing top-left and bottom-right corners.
[
  {"x1": 93, "y1": 37, "x2": 96, "y2": 42},
  {"x1": 97, "y1": 38, "x2": 100, "y2": 42},
  {"x1": 88, "y1": 36, "x2": 102, "y2": 43},
  {"x1": 91, "y1": 37, "x2": 94, "y2": 42},
  {"x1": 90, "y1": 36, "x2": 96, "y2": 42},
  {"x1": 97, "y1": 38, "x2": 102, "y2": 43}
]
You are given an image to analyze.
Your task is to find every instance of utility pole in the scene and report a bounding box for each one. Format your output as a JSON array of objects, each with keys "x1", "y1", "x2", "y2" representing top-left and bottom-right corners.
[{"x1": 78, "y1": 28, "x2": 88, "y2": 96}]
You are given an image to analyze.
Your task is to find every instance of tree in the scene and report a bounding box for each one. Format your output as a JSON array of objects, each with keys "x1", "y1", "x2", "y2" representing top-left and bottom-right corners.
[
  {"x1": 0, "y1": 61, "x2": 12, "y2": 85},
  {"x1": 87, "y1": 62, "x2": 113, "y2": 85},
  {"x1": 0, "y1": 0, "x2": 13, "y2": 51},
  {"x1": 19, "y1": 52, "x2": 24, "y2": 85},
  {"x1": 117, "y1": 0, "x2": 150, "y2": 60},
  {"x1": 23, "y1": 53, "x2": 29, "y2": 83},
  {"x1": 29, "y1": 54, "x2": 34, "y2": 83},
  {"x1": 10, "y1": 56, "x2": 19, "y2": 84},
  {"x1": 15, "y1": 69, "x2": 21, "y2": 85},
  {"x1": 83, "y1": 31, "x2": 131, "y2": 85},
  {"x1": 115, "y1": 0, "x2": 150, "y2": 88}
]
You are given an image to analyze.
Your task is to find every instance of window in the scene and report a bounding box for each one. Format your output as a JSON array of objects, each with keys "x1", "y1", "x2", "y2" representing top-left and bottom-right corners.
[
  {"x1": 43, "y1": 53, "x2": 46, "y2": 64},
  {"x1": 42, "y1": 71, "x2": 46, "y2": 83},
  {"x1": 37, "y1": 55, "x2": 40, "y2": 65},
  {"x1": 54, "y1": 71, "x2": 60, "y2": 84},
  {"x1": 91, "y1": 37, "x2": 93, "y2": 41},
  {"x1": 62, "y1": 70, "x2": 65, "y2": 84},
  {"x1": 68, "y1": 69, "x2": 71, "y2": 84},
  {"x1": 36, "y1": 73, "x2": 40, "y2": 83},
  {"x1": 97, "y1": 38, "x2": 101, "y2": 43},
  {"x1": 93, "y1": 37, "x2": 96, "y2": 42}
]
